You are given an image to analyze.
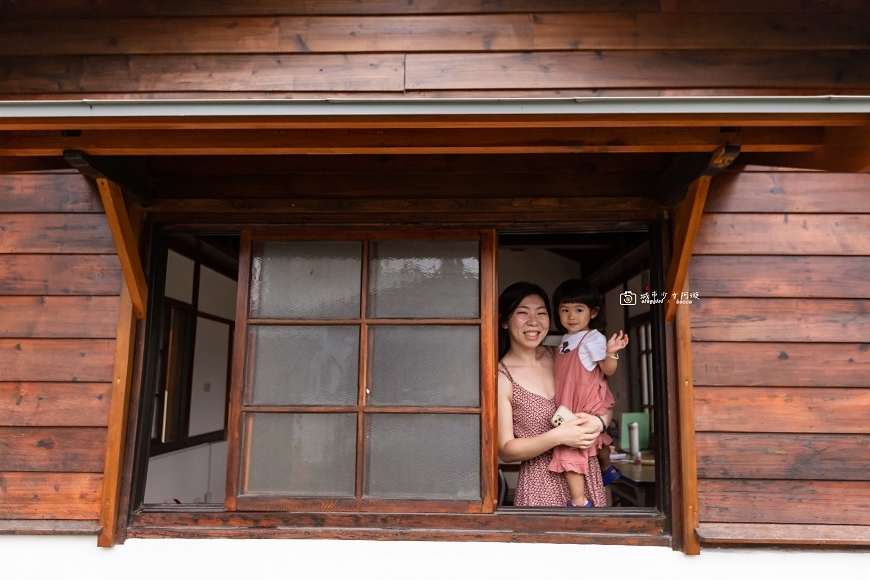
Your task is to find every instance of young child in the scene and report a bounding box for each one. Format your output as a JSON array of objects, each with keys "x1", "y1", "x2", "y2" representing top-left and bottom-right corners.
[{"x1": 548, "y1": 279, "x2": 629, "y2": 507}]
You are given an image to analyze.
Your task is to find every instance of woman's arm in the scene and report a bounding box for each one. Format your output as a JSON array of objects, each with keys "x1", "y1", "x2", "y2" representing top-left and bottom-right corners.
[{"x1": 497, "y1": 374, "x2": 605, "y2": 463}]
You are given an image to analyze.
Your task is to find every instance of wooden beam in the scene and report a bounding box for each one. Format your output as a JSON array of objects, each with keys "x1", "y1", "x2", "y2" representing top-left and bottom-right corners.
[
  {"x1": 1, "y1": 126, "x2": 825, "y2": 156},
  {"x1": 676, "y1": 277, "x2": 700, "y2": 556},
  {"x1": 97, "y1": 279, "x2": 137, "y2": 547},
  {"x1": 658, "y1": 145, "x2": 740, "y2": 206},
  {"x1": 664, "y1": 175, "x2": 711, "y2": 322},
  {"x1": 746, "y1": 126, "x2": 870, "y2": 173},
  {"x1": 95, "y1": 178, "x2": 147, "y2": 319},
  {"x1": 65, "y1": 150, "x2": 156, "y2": 206}
]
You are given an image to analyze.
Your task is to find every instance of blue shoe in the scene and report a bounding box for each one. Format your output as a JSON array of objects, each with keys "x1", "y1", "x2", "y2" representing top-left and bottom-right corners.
[
  {"x1": 567, "y1": 500, "x2": 594, "y2": 507},
  {"x1": 601, "y1": 464, "x2": 622, "y2": 486}
]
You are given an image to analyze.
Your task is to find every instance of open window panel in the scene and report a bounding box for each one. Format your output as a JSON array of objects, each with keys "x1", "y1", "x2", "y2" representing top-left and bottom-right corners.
[
  {"x1": 141, "y1": 233, "x2": 240, "y2": 506},
  {"x1": 496, "y1": 229, "x2": 666, "y2": 510},
  {"x1": 224, "y1": 230, "x2": 498, "y2": 514}
]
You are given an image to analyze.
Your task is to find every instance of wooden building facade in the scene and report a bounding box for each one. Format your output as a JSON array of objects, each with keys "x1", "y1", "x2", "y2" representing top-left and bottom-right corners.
[{"x1": 1, "y1": 1, "x2": 869, "y2": 566}]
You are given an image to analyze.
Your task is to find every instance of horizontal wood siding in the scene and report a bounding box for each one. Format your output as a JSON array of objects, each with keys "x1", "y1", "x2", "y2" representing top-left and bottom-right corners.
[
  {"x1": 1, "y1": 5, "x2": 869, "y2": 98},
  {"x1": 0, "y1": 172, "x2": 116, "y2": 530},
  {"x1": 691, "y1": 170, "x2": 870, "y2": 536}
]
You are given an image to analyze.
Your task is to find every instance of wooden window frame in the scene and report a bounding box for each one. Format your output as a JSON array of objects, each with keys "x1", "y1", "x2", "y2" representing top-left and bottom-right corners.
[{"x1": 121, "y1": 221, "x2": 675, "y2": 547}]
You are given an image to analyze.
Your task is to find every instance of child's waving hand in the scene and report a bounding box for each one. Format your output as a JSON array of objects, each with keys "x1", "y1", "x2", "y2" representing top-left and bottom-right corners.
[{"x1": 606, "y1": 330, "x2": 629, "y2": 355}]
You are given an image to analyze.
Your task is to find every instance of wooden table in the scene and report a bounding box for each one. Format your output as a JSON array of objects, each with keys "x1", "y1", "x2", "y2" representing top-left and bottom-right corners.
[{"x1": 609, "y1": 461, "x2": 656, "y2": 507}]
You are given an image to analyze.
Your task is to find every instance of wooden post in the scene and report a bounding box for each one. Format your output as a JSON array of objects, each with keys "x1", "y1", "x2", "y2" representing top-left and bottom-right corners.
[
  {"x1": 97, "y1": 279, "x2": 138, "y2": 547},
  {"x1": 665, "y1": 175, "x2": 711, "y2": 322},
  {"x1": 96, "y1": 178, "x2": 148, "y2": 319},
  {"x1": 676, "y1": 276, "x2": 700, "y2": 555}
]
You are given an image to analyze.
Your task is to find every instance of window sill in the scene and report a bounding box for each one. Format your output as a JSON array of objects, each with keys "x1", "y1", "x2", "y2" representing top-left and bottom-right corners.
[{"x1": 127, "y1": 507, "x2": 669, "y2": 546}]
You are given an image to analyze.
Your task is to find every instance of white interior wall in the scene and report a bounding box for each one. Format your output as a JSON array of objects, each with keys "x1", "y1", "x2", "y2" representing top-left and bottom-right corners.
[
  {"x1": 164, "y1": 250, "x2": 194, "y2": 303},
  {"x1": 198, "y1": 266, "x2": 237, "y2": 320},
  {"x1": 144, "y1": 441, "x2": 227, "y2": 504},
  {"x1": 188, "y1": 317, "x2": 231, "y2": 437}
]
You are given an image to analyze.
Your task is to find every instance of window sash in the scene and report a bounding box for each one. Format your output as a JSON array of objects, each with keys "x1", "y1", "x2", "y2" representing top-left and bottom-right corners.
[{"x1": 224, "y1": 230, "x2": 498, "y2": 513}]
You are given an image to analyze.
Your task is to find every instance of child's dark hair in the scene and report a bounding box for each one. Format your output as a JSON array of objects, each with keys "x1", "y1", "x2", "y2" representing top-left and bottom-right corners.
[
  {"x1": 551, "y1": 279, "x2": 605, "y2": 333},
  {"x1": 498, "y1": 282, "x2": 550, "y2": 360}
]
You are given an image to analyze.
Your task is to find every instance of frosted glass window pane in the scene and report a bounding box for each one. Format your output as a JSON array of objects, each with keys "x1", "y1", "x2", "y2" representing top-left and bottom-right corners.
[
  {"x1": 248, "y1": 325, "x2": 359, "y2": 406},
  {"x1": 364, "y1": 414, "x2": 480, "y2": 500},
  {"x1": 164, "y1": 250, "x2": 194, "y2": 304},
  {"x1": 244, "y1": 413, "x2": 356, "y2": 496},
  {"x1": 368, "y1": 240, "x2": 479, "y2": 318},
  {"x1": 250, "y1": 241, "x2": 361, "y2": 319},
  {"x1": 198, "y1": 266, "x2": 237, "y2": 320},
  {"x1": 368, "y1": 326, "x2": 479, "y2": 407}
]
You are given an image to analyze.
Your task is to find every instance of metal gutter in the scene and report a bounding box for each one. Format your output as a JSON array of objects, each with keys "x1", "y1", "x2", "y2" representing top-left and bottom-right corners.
[{"x1": 1, "y1": 96, "x2": 870, "y2": 118}]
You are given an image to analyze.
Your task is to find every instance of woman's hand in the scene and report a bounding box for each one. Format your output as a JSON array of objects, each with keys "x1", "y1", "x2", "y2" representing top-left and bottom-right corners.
[{"x1": 552, "y1": 413, "x2": 602, "y2": 450}]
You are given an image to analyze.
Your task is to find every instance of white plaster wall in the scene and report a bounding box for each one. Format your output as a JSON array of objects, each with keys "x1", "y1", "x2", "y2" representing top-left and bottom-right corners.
[
  {"x1": 498, "y1": 247, "x2": 582, "y2": 305},
  {"x1": 2, "y1": 537, "x2": 868, "y2": 580},
  {"x1": 164, "y1": 250, "x2": 195, "y2": 304},
  {"x1": 198, "y1": 266, "x2": 237, "y2": 320},
  {"x1": 144, "y1": 441, "x2": 226, "y2": 504},
  {"x1": 188, "y1": 317, "x2": 230, "y2": 437}
]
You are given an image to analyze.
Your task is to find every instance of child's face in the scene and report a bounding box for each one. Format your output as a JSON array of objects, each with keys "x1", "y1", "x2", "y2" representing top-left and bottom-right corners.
[{"x1": 558, "y1": 302, "x2": 598, "y2": 333}]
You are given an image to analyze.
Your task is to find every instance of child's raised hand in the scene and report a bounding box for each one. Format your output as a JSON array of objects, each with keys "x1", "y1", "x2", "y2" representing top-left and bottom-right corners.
[{"x1": 607, "y1": 330, "x2": 629, "y2": 354}]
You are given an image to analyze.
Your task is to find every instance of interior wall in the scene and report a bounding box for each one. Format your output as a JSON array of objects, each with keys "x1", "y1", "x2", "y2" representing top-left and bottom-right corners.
[
  {"x1": 497, "y1": 247, "x2": 582, "y2": 329},
  {"x1": 144, "y1": 441, "x2": 227, "y2": 504}
]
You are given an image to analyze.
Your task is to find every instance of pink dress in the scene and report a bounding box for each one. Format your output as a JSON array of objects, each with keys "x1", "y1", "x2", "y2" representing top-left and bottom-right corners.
[
  {"x1": 548, "y1": 333, "x2": 615, "y2": 478},
  {"x1": 500, "y1": 354, "x2": 606, "y2": 507}
]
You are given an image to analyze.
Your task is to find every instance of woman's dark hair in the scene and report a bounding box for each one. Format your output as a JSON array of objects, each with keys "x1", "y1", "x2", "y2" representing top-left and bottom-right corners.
[
  {"x1": 498, "y1": 282, "x2": 551, "y2": 360},
  {"x1": 551, "y1": 279, "x2": 606, "y2": 333}
]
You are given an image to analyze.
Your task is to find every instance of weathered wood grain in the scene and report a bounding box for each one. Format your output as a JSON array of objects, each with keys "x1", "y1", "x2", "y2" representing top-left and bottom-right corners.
[
  {"x1": 690, "y1": 298, "x2": 870, "y2": 342},
  {"x1": 694, "y1": 214, "x2": 870, "y2": 255},
  {"x1": 0, "y1": 214, "x2": 115, "y2": 254},
  {"x1": 0, "y1": 382, "x2": 111, "y2": 427},
  {"x1": 0, "y1": 296, "x2": 119, "y2": 339},
  {"x1": 406, "y1": 51, "x2": 870, "y2": 90},
  {"x1": 698, "y1": 479, "x2": 870, "y2": 525},
  {"x1": 0, "y1": 472, "x2": 102, "y2": 519},
  {"x1": 706, "y1": 172, "x2": 870, "y2": 213},
  {"x1": 0, "y1": 519, "x2": 101, "y2": 535},
  {"x1": 0, "y1": 54, "x2": 405, "y2": 94},
  {"x1": 694, "y1": 386, "x2": 870, "y2": 434},
  {"x1": 697, "y1": 523, "x2": 870, "y2": 546},
  {"x1": 5, "y1": 13, "x2": 867, "y2": 55},
  {"x1": 0, "y1": 427, "x2": 107, "y2": 472},
  {"x1": 696, "y1": 433, "x2": 870, "y2": 480},
  {"x1": 0, "y1": 173, "x2": 102, "y2": 213},
  {"x1": 0, "y1": 339, "x2": 115, "y2": 382},
  {"x1": 0, "y1": 127, "x2": 824, "y2": 156},
  {"x1": 692, "y1": 342, "x2": 870, "y2": 387},
  {"x1": 0, "y1": 254, "x2": 121, "y2": 295},
  {"x1": 689, "y1": 256, "x2": 870, "y2": 299}
]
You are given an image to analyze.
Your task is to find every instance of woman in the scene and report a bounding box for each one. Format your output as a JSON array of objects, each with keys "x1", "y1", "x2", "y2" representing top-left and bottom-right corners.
[{"x1": 497, "y1": 282, "x2": 612, "y2": 507}]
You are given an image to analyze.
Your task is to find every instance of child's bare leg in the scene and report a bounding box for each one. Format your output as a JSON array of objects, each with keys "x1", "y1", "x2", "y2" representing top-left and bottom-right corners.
[
  {"x1": 565, "y1": 471, "x2": 587, "y2": 506},
  {"x1": 597, "y1": 445, "x2": 611, "y2": 470}
]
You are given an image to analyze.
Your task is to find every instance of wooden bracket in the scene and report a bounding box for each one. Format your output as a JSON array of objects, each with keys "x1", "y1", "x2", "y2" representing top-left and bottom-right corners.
[
  {"x1": 664, "y1": 174, "x2": 713, "y2": 323},
  {"x1": 658, "y1": 145, "x2": 740, "y2": 206},
  {"x1": 64, "y1": 149, "x2": 156, "y2": 206},
  {"x1": 676, "y1": 276, "x2": 700, "y2": 555},
  {"x1": 96, "y1": 178, "x2": 148, "y2": 319}
]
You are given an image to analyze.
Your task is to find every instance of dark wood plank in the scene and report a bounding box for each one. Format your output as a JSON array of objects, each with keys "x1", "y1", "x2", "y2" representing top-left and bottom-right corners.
[
  {"x1": 693, "y1": 342, "x2": 870, "y2": 387},
  {"x1": 10, "y1": 13, "x2": 864, "y2": 55},
  {"x1": 0, "y1": 254, "x2": 121, "y2": 295},
  {"x1": 0, "y1": 427, "x2": 107, "y2": 472},
  {"x1": 0, "y1": 54, "x2": 404, "y2": 94},
  {"x1": 706, "y1": 172, "x2": 870, "y2": 214},
  {"x1": 0, "y1": 1, "x2": 661, "y2": 18},
  {"x1": 0, "y1": 519, "x2": 100, "y2": 535},
  {"x1": 698, "y1": 479, "x2": 870, "y2": 525},
  {"x1": 0, "y1": 382, "x2": 111, "y2": 427},
  {"x1": 0, "y1": 339, "x2": 115, "y2": 382},
  {"x1": 694, "y1": 386, "x2": 870, "y2": 434},
  {"x1": 697, "y1": 523, "x2": 870, "y2": 546},
  {"x1": 694, "y1": 214, "x2": 870, "y2": 256},
  {"x1": 0, "y1": 173, "x2": 102, "y2": 213},
  {"x1": 0, "y1": 214, "x2": 115, "y2": 254},
  {"x1": 406, "y1": 50, "x2": 870, "y2": 90},
  {"x1": 696, "y1": 433, "x2": 870, "y2": 480},
  {"x1": 661, "y1": 0, "x2": 870, "y2": 13},
  {"x1": 689, "y1": 256, "x2": 870, "y2": 299},
  {"x1": 0, "y1": 127, "x2": 824, "y2": 156},
  {"x1": 690, "y1": 298, "x2": 870, "y2": 342},
  {"x1": 0, "y1": 296, "x2": 119, "y2": 339},
  {"x1": 0, "y1": 472, "x2": 102, "y2": 519},
  {"x1": 676, "y1": 279, "x2": 700, "y2": 554}
]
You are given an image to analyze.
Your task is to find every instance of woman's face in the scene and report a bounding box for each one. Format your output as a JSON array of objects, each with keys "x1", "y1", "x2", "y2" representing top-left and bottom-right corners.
[{"x1": 503, "y1": 294, "x2": 550, "y2": 350}]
